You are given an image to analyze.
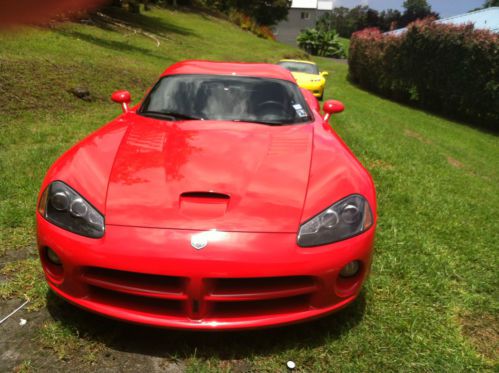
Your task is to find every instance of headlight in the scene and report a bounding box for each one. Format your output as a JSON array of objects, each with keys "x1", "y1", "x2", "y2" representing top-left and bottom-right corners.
[
  {"x1": 298, "y1": 194, "x2": 373, "y2": 247},
  {"x1": 38, "y1": 181, "x2": 105, "y2": 238}
]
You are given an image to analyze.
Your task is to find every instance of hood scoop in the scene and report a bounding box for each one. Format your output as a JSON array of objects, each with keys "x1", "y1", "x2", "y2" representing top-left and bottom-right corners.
[{"x1": 179, "y1": 191, "x2": 230, "y2": 219}]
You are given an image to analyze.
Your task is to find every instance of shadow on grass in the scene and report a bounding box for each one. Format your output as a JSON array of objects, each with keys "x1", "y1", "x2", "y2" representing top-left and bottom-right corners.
[
  {"x1": 45, "y1": 290, "x2": 366, "y2": 359},
  {"x1": 53, "y1": 29, "x2": 166, "y2": 62},
  {"x1": 99, "y1": 6, "x2": 197, "y2": 38},
  {"x1": 345, "y1": 78, "x2": 499, "y2": 137}
]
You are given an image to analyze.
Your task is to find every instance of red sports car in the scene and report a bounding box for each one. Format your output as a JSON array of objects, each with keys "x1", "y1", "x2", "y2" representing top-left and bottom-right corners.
[{"x1": 37, "y1": 60, "x2": 376, "y2": 330}]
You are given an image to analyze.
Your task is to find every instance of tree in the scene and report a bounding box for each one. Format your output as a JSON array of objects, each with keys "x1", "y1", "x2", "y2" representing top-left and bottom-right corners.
[
  {"x1": 471, "y1": 0, "x2": 499, "y2": 11},
  {"x1": 366, "y1": 8, "x2": 380, "y2": 28},
  {"x1": 200, "y1": 0, "x2": 291, "y2": 26},
  {"x1": 316, "y1": 7, "x2": 352, "y2": 37},
  {"x1": 379, "y1": 9, "x2": 402, "y2": 31},
  {"x1": 401, "y1": 0, "x2": 438, "y2": 26},
  {"x1": 316, "y1": 6, "x2": 402, "y2": 36},
  {"x1": 348, "y1": 6, "x2": 368, "y2": 31},
  {"x1": 403, "y1": 0, "x2": 430, "y2": 14},
  {"x1": 129, "y1": 0, "x2": 141, "y2": 13},
  {"x1": 236, "y1": 0, "x2": 291, "y2": 26},
  {"x1": 482, "y1": 0, "x2": 499, "y2": 6}
]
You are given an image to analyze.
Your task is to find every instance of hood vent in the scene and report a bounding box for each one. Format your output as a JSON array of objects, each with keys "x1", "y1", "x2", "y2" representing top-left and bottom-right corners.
[
  {"x1": 179, "y1": 191, "x2": 230, "y2": 219},
  {"x1": 180, "y1": 191, "x2": 230, "y2": 200}
]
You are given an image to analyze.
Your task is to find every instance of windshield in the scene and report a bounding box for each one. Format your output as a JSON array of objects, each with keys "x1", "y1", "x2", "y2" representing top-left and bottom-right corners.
[
  {"x1": 278, "y1": 61, "x2": 319, "y2": 75},
  {"x1": 139, "y1": 74, "x2": 311, "y2": 125}
]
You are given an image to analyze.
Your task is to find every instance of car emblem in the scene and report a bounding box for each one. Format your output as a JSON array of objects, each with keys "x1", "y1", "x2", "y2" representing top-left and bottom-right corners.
[{"x1": 191, "y1": 233, "x2": 208, "y2": 250}]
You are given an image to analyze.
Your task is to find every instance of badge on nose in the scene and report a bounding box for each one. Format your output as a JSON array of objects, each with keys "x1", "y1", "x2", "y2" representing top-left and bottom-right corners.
[{"x1": 191, "y1": 233, "x2": 208, "y2": 250}]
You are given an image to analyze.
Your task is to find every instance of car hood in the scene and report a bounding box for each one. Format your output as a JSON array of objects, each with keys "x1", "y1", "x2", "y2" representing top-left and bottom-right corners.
[
  {"x1": 105, "y1": 116, "x2": 314, "y2": 232},
  {"x1": 291, "y1": 72, "x2": 323, "y2": 85}
]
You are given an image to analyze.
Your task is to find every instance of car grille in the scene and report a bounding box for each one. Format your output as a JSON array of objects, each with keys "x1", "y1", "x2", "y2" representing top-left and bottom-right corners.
[{"x1": 82, "y1": 267, "x2": 318, "y2": 320}]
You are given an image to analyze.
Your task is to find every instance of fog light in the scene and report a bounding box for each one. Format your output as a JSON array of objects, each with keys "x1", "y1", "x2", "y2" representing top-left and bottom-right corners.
[
  {"x1": 340, "y1": 260, "x2": 360, "y2": 278},
  {"x1": 46, "y1": 247, "x2": 61, "y2": 265}
]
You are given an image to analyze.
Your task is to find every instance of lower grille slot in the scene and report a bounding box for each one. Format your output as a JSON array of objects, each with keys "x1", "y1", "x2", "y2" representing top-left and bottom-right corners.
[
  {"x1": 211, "y1": 294, "x2": 312, "y2": 318},
  {"x1": 208, "y1": 276, "x2": 317, "y2": 301},
  {"x1": 88, "y1": 286, "x2": 184, "y2": 317},
  {"x1": 82, "y1": 267, "x2": 187, "y2": 300}
]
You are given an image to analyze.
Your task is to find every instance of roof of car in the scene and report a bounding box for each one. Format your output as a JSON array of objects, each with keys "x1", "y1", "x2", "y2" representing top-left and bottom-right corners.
[
  {"x1": 161, "y1": 60, "x2": 296, "y2": 82},
  {"x1": 278, "y1": 59, "x2": 317, "y2": 65}
]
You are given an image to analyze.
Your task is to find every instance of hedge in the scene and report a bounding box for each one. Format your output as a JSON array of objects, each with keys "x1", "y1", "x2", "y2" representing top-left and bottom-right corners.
[{"x1": 348, "y1": 20, "x2": 499, "y2": 129}]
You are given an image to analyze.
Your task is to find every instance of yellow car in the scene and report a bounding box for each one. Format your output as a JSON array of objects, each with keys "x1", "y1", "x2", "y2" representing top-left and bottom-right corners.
[{"x1": 277, "y1": 59, "x2": 328, "y2": 100}]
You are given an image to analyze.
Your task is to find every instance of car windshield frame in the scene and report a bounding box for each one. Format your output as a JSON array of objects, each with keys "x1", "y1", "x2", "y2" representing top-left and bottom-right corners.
[
  {"x1": 278, "y1": 61, "x2": 320, "y2": 75},
  {"x1": 138, "y1": 74, "x2": 313, "y2": 126}
]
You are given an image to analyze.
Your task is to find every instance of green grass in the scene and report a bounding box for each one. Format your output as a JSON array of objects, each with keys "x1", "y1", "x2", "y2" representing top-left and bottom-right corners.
[
  {"x1": 0, "y1": 258, "x2": 47, "y2": 311},
  {"x1": 0, "y1": 6, "x2": 498, "y2": 372},
  {"x1": 338, "y1": 37, "x2": 350, "y2": 56},
  {"x1": 37, "y1": 318, "x2": 105, "y2": 361}
]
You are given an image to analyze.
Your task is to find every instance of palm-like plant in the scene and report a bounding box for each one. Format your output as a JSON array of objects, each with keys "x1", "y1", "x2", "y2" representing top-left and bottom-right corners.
[
  {"x1": 297, "y1": 28, "x2": 346, "y2": 58},
  {"x1": 297, "y1": 28, "x2": 322, "y2": 55}
]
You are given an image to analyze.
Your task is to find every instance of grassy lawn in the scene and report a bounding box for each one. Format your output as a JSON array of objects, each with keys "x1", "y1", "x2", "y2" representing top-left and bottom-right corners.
[
  {"x1": 0, "y1": 6, "x2": 497, "y2": 372},
  {"x1": 338, "y1": 37, "x2": 350, "y2": 57}
]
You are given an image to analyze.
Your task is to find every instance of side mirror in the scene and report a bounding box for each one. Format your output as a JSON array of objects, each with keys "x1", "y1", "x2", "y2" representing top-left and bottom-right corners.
[
  {"x1": 111, "y1": 90, "x2": 131, "y2": 113},
  {"x1": 321, "y1": 71, "x2": 329, "y2": 77},
  {"x1": 323, "y1": 100, "x2": 345, "y2": 122}
]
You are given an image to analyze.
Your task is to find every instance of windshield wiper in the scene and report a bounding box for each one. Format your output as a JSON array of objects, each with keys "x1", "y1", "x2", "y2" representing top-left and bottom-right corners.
[
  {"x1": 140, "y1": 110, "x2": 202, "y2": 121},
  {"x1": 232, "y1": 118, "x2": 292, "y2": 126}
]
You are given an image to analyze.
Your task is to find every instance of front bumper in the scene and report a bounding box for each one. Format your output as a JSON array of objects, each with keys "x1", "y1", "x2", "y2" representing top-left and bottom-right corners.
[
  {"x1": 299, "y1": 82, "x2": 324, "y2": 98},
  {"x1": 37, "y1": 215, "x2": 375, "y2": 330},
  {"x1": 311, "y1": 88, "x2": 324, "y2": 98}
]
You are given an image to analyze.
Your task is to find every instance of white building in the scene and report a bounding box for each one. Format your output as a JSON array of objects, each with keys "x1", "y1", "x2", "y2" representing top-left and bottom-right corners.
[{"x1": 275, "y1": 0, "x2": 336, "y2": 45}]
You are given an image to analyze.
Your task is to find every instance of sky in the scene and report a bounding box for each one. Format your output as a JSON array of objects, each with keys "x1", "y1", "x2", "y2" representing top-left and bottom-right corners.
[{"x1": 333, "y1": 0, "x2": 485, "y2": 18}]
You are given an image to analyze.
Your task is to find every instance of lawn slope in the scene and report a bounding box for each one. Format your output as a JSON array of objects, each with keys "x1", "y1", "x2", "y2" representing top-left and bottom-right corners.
[{"x1": 0, "y1": 7, "x2": 497, "y2": 372}]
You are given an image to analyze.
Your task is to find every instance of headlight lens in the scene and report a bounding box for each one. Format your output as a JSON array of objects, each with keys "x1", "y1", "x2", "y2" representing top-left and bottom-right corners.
[
  {"x1": 38, "y1": 181, "x2": 105, "y2": 238},
  {"x1": 298, "y1": 194, "x2": 373, "y2": 247}
]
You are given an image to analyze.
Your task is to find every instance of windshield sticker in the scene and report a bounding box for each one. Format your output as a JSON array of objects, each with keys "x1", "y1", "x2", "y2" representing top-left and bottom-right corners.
[
  {"x1": 293, "y1": 104, "x2": 303, "y2": 110},
  {"x1": 296, "y1": 109, "x2": 308, "y2": 117}
]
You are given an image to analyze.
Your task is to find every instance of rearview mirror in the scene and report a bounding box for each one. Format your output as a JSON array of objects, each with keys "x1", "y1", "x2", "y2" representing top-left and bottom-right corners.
[
  {"x1": 321, "y1": 71, "x2": 329, "y2": 77},
  {"x1": 111, "y1": 90, "x2": 131, "y2": 113},
  {"x1": 323, "y1": 100, "x2": 345, "y2": 122}
]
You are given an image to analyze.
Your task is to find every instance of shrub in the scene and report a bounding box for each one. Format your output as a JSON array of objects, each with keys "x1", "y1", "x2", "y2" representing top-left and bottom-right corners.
[
  {"x1": 349, "y1": 20, "x2": 499, "y2": 129},
  {"x1": 297, "y1": 28, "x2": 346, "y2": 58},
  {"x1": 228, "y1": 10, "x2": 276, "y2": 40}
]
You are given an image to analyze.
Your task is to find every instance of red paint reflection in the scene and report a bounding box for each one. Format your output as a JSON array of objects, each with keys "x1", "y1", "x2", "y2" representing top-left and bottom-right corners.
[{"x1": 0, "y1": 0, "x2": 107, "y2": 27}]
